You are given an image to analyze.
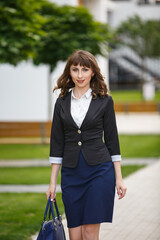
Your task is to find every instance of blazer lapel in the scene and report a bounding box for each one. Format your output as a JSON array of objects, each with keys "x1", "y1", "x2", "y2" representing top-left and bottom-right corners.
[
  {"x1": 61, "y1": 91, "x2": 79, "y2": 129},
  {"x1": 81, "y1": 96, "x2": 101, "y2": 129},
  {"x1": 61, "y1": 91, "x2": 101, "y2": 129}
]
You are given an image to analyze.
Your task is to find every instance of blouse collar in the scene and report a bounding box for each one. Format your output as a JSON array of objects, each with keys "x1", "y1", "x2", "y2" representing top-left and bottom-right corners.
[{"x1": 71, "y1": 88, "x2": 92, "y2": 100}]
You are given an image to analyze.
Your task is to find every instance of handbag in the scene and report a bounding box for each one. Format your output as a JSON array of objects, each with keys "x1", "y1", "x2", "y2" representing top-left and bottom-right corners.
[{"x1": 37, "y1": 196, "x2": 66, "y2": 240}]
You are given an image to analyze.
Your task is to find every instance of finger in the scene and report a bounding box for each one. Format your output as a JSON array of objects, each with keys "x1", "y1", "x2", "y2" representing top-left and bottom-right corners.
[
  {"x1": 46, "y1": 191, "x2": 50, "y2": 200},
  {"x1": 122, "y1": 187, "x2": 127, "y2": 198},
  {"x1": 50, "y1": 191, "x2": 54, "y2": 201},
  {"x1": 119, "y1": 187, "x2": 127, "y2": 200}
]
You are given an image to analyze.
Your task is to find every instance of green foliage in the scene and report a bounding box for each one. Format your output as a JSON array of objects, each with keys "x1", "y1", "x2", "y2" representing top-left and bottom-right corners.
[
  {"x1": 33, "y1": 3, "x2": 114, "y2": 72},
  {"x1": 0, "y1": 0, "x2": 115, "y2": 69},
  {"x1": 117, "y1": 15, "x2": 160, "y2": 59},
  {"x1": 0, "y1": 0, "x2": 46, "y2": 65}
]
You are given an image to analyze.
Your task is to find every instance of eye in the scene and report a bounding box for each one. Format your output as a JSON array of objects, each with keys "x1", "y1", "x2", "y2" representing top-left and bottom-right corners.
[
  {"x1": 83, "y1": 68, "x2": 89, "y2": 71},
  {"x1": 72, "y1": 68, "x2": 78, "y2": 72}
]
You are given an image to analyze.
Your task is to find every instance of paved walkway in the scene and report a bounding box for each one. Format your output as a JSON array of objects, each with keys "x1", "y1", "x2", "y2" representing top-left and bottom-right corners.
[
  {"x1": 0, "y1": 158, "x2": 158, "y2": 167},
  {"x1": 116, "y1": 113, "x2": 160, "y2": 134},
  {"x1": 0, "y1": 158, "x2": 159, "y2": 193},
  {"x1": 33, "y1": 160, "x2": 160, "y2": 240},
  {"x1": 0, "y1": 184, "x2": 61, "y2": 193}
]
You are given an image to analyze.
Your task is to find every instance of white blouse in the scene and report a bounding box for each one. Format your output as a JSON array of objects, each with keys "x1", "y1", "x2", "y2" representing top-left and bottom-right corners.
[{"x1": 49, "y1": 88, "x2": 122, "y2": 164}]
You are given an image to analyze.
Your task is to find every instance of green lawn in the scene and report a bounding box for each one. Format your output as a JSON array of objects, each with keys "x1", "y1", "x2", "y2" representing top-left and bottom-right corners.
[
  {"x1": 0, "y1": 164, "x2": 145, "y2": 240},
  {"x1": 121, "y1": 165, "x2": 145, "y2": 178},
  {"x1": 0, "y1": 135, "x2": 159, "y2": 160},
  {"x1": 0, "y1": 167, "x2": 61, "y2": 185},
  {"x1": 0, "y1": 193, "x2": 64, "y2": 240},
  {"x1": 0, "y1": 144, "x2": 49, "y2": 159},
  {"x1": 0, "y1": 165, "x2": 145, "y2": 185},
  {"x1": 119, "y1": 135, "x2": 160, "y2": 158},
  {"x1": 110, "y1": 89, "x2": 160, "y2": 102}
]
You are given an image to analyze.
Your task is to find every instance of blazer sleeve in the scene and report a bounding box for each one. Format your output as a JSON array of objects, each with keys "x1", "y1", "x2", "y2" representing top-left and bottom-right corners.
[
  {"x1": 103, "y1": 96, "x2": 122, "y2": 162},
  {"x1": 49, "y1": 98, "x2": 64, "y2": 164}
]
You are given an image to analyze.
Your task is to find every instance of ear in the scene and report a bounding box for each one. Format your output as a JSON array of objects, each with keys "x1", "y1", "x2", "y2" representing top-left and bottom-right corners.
[{"x1": 92, "y1": 73, "x2": 94, "y2": 77}]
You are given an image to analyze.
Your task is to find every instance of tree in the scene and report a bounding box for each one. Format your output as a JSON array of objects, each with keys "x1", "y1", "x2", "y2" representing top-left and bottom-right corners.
[
  {"x1": 33, "y1": 3, "x2": 115, "y2": 119},
  {"x1": 117, "y1": 15, "x2": 160, "y2": 59},
  {"x1": 0, "y1": 0, "x2": 115, "y2": 119},
  {"x1": 117, "y1": 15, "x2": 160, "y2": 98},
  {"x1": 0, "y1": 0, "x2": 45, "y2": 65}
]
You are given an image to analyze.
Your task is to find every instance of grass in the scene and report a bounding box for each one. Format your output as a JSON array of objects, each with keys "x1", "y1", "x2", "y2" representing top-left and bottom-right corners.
[
  {"x1": 119, "y1": 135, "x2": 160, "y2": 158},
  {"x1": 0, "y1": 193, "x2": 64, "y2": 240},
  {"x1": 0, "y1": 164, "x2": 146, "y2": 240},
  {"x1": 110, "y1": 89, "x2": 160, "y2": 102},
  {"x1": 0, "y1": 135, "x2": 159, "y2": 160},
  {"x1": 0, "y1": 144, "x2": 49, "y2": 160},
  {"x1": 0, "y1": 165, "x2": 145, "y2": 185},
  {"x1": 121, "y1": 165, "x2": 145, "y2": 178},
  {"x1": 0, "y1": 167, "x2": 61, "y2": 185}
]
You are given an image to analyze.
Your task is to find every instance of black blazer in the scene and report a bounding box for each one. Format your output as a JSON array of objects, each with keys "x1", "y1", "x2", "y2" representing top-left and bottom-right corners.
[{"x1": 49, "y1": 91, "x2": 120, "y2": 168}]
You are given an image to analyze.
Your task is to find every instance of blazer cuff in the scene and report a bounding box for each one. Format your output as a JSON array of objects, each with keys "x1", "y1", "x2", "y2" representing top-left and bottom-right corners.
[
  {"x1": 111, "y1": 155, "x2": 122, "y2": 162},
  {"x1": 49, "y1": 157, "x2": 63, "y2": 164}
]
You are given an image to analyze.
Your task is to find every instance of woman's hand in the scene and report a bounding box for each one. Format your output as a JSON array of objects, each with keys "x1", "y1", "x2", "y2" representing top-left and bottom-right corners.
[
  {"x1": 116, "y1": 179, "x2": 127, "y2": 200},
  {"x1": 46, "y1": 183, "x2": 56, "y2": 202}
]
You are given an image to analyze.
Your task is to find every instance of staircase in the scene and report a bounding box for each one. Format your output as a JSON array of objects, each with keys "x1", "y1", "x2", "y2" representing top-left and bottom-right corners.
[{"x1": 109, "y1": 47, "x2": 160, "y2": 88}]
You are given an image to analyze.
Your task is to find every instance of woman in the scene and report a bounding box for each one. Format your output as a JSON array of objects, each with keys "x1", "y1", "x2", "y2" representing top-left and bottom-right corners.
[{"x1": 46, "y1": 50, "x2": 127, "y2": 240}]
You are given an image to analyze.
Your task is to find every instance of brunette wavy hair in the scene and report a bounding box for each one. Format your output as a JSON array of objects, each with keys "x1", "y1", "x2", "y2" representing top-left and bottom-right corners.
[{"x1": 53, "y1": 50, "x2": 110, "y2": 99}]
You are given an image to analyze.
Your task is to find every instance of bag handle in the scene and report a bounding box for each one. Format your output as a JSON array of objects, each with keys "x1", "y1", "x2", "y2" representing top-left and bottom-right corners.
[
  {"x1": 43, "y1": 196, "x2": 55, "y2": 221},
  {"x1": 44, "y1": 196, "x2": 61, "y2": 221},
  {"x1": 48, "y1": 198, "x2": 61, "y2": 221}
]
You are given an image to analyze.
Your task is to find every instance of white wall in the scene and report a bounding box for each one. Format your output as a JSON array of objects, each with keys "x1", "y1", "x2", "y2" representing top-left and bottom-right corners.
[
  {"x1": 0, "y1": 60, "x2": 67, "y2": 121},
  {"x1": 111, "y1": 1, "x2": 160, "y2": 28},
  {"x1": 0, "y1": 62, "x2": 48, "y2": 121}
]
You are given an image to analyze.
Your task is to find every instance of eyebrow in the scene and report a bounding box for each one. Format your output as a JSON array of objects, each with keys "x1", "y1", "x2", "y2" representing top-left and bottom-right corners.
[{"x1": 71, "y1": 66, "x2": 89, "y2": 69}]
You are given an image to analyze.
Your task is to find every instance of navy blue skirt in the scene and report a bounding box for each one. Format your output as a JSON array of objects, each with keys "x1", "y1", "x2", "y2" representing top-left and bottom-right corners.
[{"x1": 61, "y1": 151, "x2": 116, "y2": 228}]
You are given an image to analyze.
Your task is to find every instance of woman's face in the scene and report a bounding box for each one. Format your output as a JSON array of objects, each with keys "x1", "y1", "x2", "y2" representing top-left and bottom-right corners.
[{"x1": 70, "y1": 64, "x2": 94, "y2": 89}]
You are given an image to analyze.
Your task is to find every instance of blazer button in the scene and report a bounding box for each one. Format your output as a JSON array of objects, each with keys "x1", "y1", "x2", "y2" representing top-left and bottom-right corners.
[
  {"x1": 77, "y1": 129, "x2": 81, "y2": 134},
  {"x1": 78, "y1": 141, "x2": 82, "y2": 146}
]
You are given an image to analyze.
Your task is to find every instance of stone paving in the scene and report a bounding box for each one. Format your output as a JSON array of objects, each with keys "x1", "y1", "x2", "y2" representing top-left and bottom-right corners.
[
  {"x1": 116, "y1": 113, "x2": 160, "y2": 135},
  {"x1": 0, "y1": 158, "x2": 158, "y2": 167},
  {"x1": 0, "y1": 184, "x2": 61, "y2": 193}
]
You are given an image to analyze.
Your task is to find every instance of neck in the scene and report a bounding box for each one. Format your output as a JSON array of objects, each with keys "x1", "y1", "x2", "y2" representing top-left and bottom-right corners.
[{"x1": 73, "y1": 86, "x2": 90, "y2": 99}]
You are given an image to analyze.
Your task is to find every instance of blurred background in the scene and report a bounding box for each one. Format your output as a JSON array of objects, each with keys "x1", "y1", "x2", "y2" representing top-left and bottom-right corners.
[{"x1": 0, "y1": 0, "x2": 160, "y2": 240}]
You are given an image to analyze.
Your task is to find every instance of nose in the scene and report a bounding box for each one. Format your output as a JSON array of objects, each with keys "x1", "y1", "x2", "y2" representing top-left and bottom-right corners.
[{"x1": 78, "y1": 70, "x2": 83, "y2": 79}]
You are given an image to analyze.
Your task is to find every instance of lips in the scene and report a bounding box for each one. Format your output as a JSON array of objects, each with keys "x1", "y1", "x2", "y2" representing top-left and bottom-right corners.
[{"x1": 77, "y1": 80, "x2": 85, "y2": 84}]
